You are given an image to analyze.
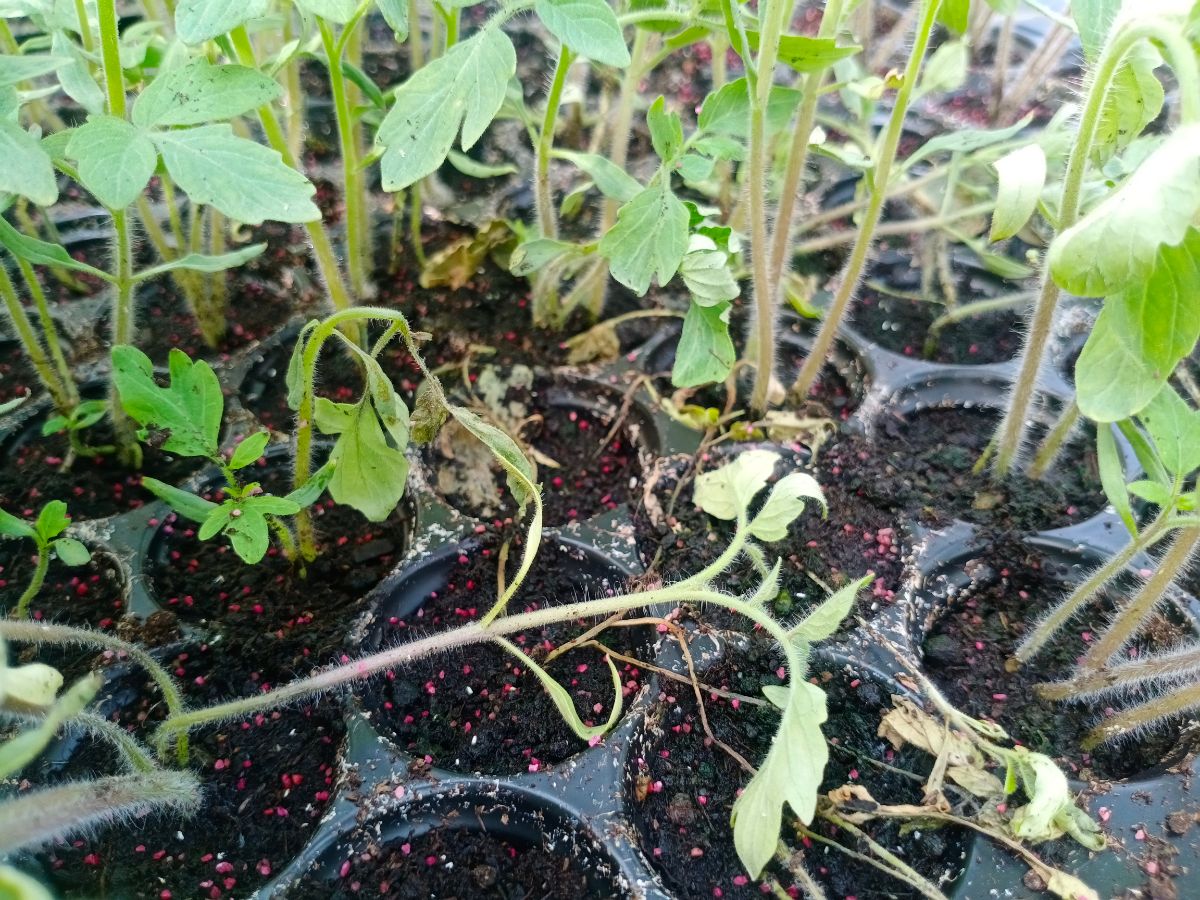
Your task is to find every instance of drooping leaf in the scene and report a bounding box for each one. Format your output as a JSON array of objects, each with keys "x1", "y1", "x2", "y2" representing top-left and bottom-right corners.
[
  {"x1": 1137, "y1": 384, "x2": 1200, "y2": 477},
  {"x1": 0, "y1": 662, "x2": 63, "y2": 715},
  {"x1": 671, "y1": 300, "x2": 735, "y2": 388},
  {"x1": 228, "y1": 430, "x2": 270, "y2": 470},
  {"x1": 694, "y1": 449, "x2": 779, "y2": 521},
  {"x1": 790, "y1": 574, "x2": 873, "y2": 642},
  {"x1": 134, "y1": 243, "x2": 268, "y2": 283},
  {"x1": 154, "y1": 124, "x2": 320, "y2": 225},
  {"x1": 376, "y1": 0, "x2": 409, "y2": 39},
  {"x1": 732, "y1": 679, "x2": 829, "y2": 877},
  {"x1": 553, "y1": 148, "x2": 642, "y2": 201},
  {"x1": 132, "y1": 59, "x2": 282, "y2": 128},
  {"x1": 445, "y1": 404, "x2": 535, "y2": 510},
  {"x1": 990, "y1": 143, "x2": 1046, "y2": 241},
  {"x1": 748, "y1": 472, "x2": 826, "y2": 542},
  {"x1": 445, "y1": 149, "x2": 517, "y2": 178},
  {"x1": 1049, "y1": 126, "x2": 1200, "y2": 297},
  {"x1": 323, "y1": 399, "x2": 410, "y2": 522},
  {"x1": 51, "y1": 537, "x2": 90, "y2": 566},
  {"x1": 1095, "y1": 425, "x2": 1137, "y2": 535},
  {"x1": 175, "y1": 0, "x2": 271, "y2": 44},
  {"x1": 1074, "y1": 231, "x2": 1200, "y2": 421},
  {"x1": 902, "y1": 115, "x2": 1032, "y2": 170},
  {"x1": 66, "y1": 115, "x2": 157, "y2": 209},
  {"x1": 376, "y1": 27, "x2": 516, "y2": 191},
  {"x1": 679, "y1": 235, "x2": 739, "y2": 306},
  {"x1": 110, "y1": 345, "x2": 223, "y2": 459},
  {"x1": 647, "y1": 95, "x2": 683, "y2": 164},
  {"x1": 0, "y1": 119, "x2": 57, "y2": 205},
  {"x1": 141, "y1": 477, "x2": 221, "y2": 522},
  {"x1": 598, "y1": 179, "x2": 688, "y2": 294},
  {"x1": 534, "y1": 0, "x2": 630, "y2": 67},
  {"x1": 1091, "y1": 43, "x2": 1163, "y2": 167},
  {"x1": 0, "y1": 217, "x2": 107, "y2": 278}
]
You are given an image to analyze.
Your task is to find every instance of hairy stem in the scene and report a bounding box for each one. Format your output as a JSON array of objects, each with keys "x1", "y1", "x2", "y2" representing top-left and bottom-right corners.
[
  {"x1": 0, "y1": 264, "x2": 74, "y2": 413},
  {"x1": 14, "y1": 543, "x2": 50, "y2": 618},
  {"x1": 1039, "y1": 643, "x2": 1200, "y2": 700},
  {"x1": 1085, "y1": 681, "x2": 1200, "y2": 749},
  {"x1": 790, "y1": 0, "x2": 943, "y2": 402},
  {"x1": 536, "y1": 46, "x2": 574, "y2": 240},
  {"x1": 1079, "y1": 526, "x2": 1200, "y2": 671},
  {"x1": 1027, "y1": 398, "x2": 1079, "y2": 479}
]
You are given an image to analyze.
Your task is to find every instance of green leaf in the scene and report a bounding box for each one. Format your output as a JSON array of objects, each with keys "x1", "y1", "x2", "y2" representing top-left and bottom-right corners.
[
  {"x1": 1137, "y1": 384, "x2": 1200, "y2": 477},
  {"x1": 679, "y1": 235, "x2": 739, "y2": 306},
  {"x1": 598, "y1": 179, "x2": 688, "y2": 294},
  {"x1": 553, "y1": 148, "x2": 641, "y2": 201},
  {"x1": 198, "y1": 504, "x2": 232, "y2": 541},
  {"x1": 111, "y1": 345, "x2": 223, "y2": 459},
  {"x1": 175, "y1": 0, "x2": 271, "y2": 44},
  {"x1": 376, "y1": 0, "x2": 409, "y2": 39},
  {"x1": 0, "y1": 507, "x2": 35, "y2": 539},
  {"x1": 0, "y1": 119, "x2": 57, "y2": 205},
  {"x1": 752, "y1": 33, "x2": 860, "y2": 73},
  {"x1": 697, "y1": 77, "x2": 801, "y2": 137},
  {"x1": 732, "y1": 679, "x2": 828, "y2": 877},
  {"x1": 647, "y1": 95, "x2": 683, "y2": 164},
  {"x1": 0, "y1": 864, "x2": 55, "y2": 900},
  {"x1": 902, "y1": 115, "x2": 1032, "y2": 170},
  {"x1": 284, "y1": 459, "x2": 335, "y2": 508},
  {"x1": 495, "y1": 636, "x2": 623, "y2": 740},
  {"x1": 51, "y1": 536, "x2": 90, "y2": 566},
  {"x1": 325, "y1": 398, "x2": 410, "y2": 522},
  {"x1": 1118, "y1": 419, "x2": 1170, "y2": 489},
  {"x1": 676, "y1": 153, "x2": 715, "y2": 182},
  {"x1": 143, "y1": 476, "x2": 220, "y2": 522},
  {"x1": 134, "y1": 243, "x2": 267, "y2": 282},
  {"x1": 1075, "y1": 231, "x2": 1200, "y2": 422},
  {"x1": 790, "y1": 574, "x2": 872, "y2": 642},
  {"x1": 1092, "y1": 43, "x2": 1163, "y2": 167},
  {"x1": 509, "y1": 237, "x2": 584, "y2": 276},
  {"x1": 376, "y1": 27, "x2": 515, "y2": 191},
  {"x1": 34, "y1": 500, "x2": 69, "y2": 541},
  {"x1": 694, "y1": 449, "x2": 779, "y2": 520},
  {"x1": 990, "y1": 144, "x2": 1046, "y2": 241},
  {"x1": 937, "y1": 0, "x2": 970, "y2": 33},
  {"x1": 285, "y1": 320, "x2": 320, "y2": 412},
  {"x1": 0, "y1": 54, "x2": 65, "y2": 87},
  {"x1": 1049, "y1": 126, "x2": 1200, "y2": 297},
  {"x1": 132, "y1": 59, "x2": 282, "y2": 128},
  {"x1": 295, "y1": 0, "x2": 359, "y2": 22},
  {"x1": 0, "y1": 672, "x2": 98, "y2": 777},
  {"x1": 154, "y1": 124, "x2": 320, "y2": 225},
  {"x1": 0, "y1": 216, "x2": 108, "y2": 278},
  {"x1": 66, "y1": 116, "x2": 157, "y2": 209},
  {"x1": 748, "y1": 472, "x2": 826, "y2": 542},
  {"x1": 52, "y1": 31, "x2": 104, "y2": 116},
  {"x1": 1072, "y1": 0, "x2": 1121, "y2": 61},
  {"x1": 918, "y1": 39, "x2": 968, "y2": 96},
  {"x1": 1096, "y1": 425, "x2": 1137, "y2": 536},
  {"x1": 1127, "y1": 478, "x2": 1172, "y2": 507},
  {"x1": 446, "y1": 149, "x2": 517, "y2": 178},
  {"x1": 242, "y1": 493, "x2": 301, "y2": 516},
  {"x1": 534, "y1": 0, "x2": 630, "y2": 67},
  {"x1": 671, "y1": 300, "x2": 735, "y2": 388},
  {"x1": 229, "y1": 430, "x2": 270, "y2": 470},
  {"x1": 224, "y1": 507, "x2": 271, "y2": 563}
]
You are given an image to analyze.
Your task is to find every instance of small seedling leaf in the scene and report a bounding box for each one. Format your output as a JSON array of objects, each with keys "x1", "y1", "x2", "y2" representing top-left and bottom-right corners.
[
  {"x1": 697, "y1": 78, "x2": 802, "y2": 137},
  {"x1": 509, "y1": 238, "x2": 583, "y2": 276},
  {"x1": 34, "y1": 500, "x2": 69, "y2": 542},
  {"x1": 228, "y1": 431, "x2": 270, "y2": 471},
  {"x1": 377, "y1": 27, "x2": 515, "y2": 190},
  {"x1": 535, "y1": 0, "x2": 630, "y2": 67},
  {"x1": 142, "y1": 477, "x2": 221, "y2": 523},
  {"x1": 155, "y1": 124, "x2": 320, "y2": 225},
  {"x1": 598, "y1": 179, "x2": 689, "y2": 294},
  {"x1": 51, "y1": 537, "x2": 90, "y2": 567},
  {"x1": 749, "y1": 471, "x2": 826, "y2": 542},
  {"x1": 1049, "y1": 126, "x2": 1200, "y2": 297},
  {"x1": 790, "y1": 573, "x2": 871, "y2": 643},
  {"x1": 1137, "y1": 384, "x2": 1200, "y2": 477},
  {"x1": 990, "y1": 144, "x2": 1046, "y2": 241},
  {"x1": 0, "y1": 662, "x2": 63, "y2": 716},
  {"x1": 1095, "y1": 425, "x2": 1137, "y2": 535},
  {"x1": 284, "y1": 460, "x2": 336, "y2": 508},
  {"x1": 445, "y1": 150, "x2": 517, "y2": 179},
  {"x1": 919, "y1": 39, "x2": 968, "y2": 95},
  {"x1": 742, "y1": 32, "x2": 859, "y2": 73},
  {"x1": 176, "y1": 0, "x2": 271, "y2": 44},
  {"x1": 1072, "y1": 0, "x2": 1121, "y2": 61},
  {"x1": 111, "y1": 346, "x2": 223, "y2": 459},
  {"x1": 1126, "y1": 479, "x2": 1172, "y2": 507},
  {"x1": 902, "y1": 115, "x2": 1032, "y2": 170},
  {"x1": 0, "y1": 217, "x2": 109, "y2": 279},
  {"x1": 553, "y1": 149, "x2": 642, "y2": 201},
  {"x1": 134, "y1": 243, "x2": 269, "y2": 282},
  {"x1": 647, "y1": 95, "x2": 684, "y2": 164},
  {"x1": 679, "y1": 235, "x2": 739, "y2": 306},
  {"x1": 133, "y1": 59, "x2": 282, "y2": 127},
  {"x1": 671, "y1": 300, "x2": 735, "y2": 388},
  {"x1": 376, "y1": 0, "x2": 409, "y2": 38},
  {"x1": 0, "y1": 119, "x2": 57, "y2": 206},
  {"x1": 496, "y1": 637, "x2": 623, "y2": 740},
  {"x1": 694, "y1": 449, "x2": 780, "y2": 521},
  {"x1": 0, "y1": 864, "x2": 55, "y2": 899},
  {"x1": 224, "y1": 508, "x2": 271, "y2": 563},
  {"x1": 0, "y1": 508, "x2": 36, "y2": 539}
]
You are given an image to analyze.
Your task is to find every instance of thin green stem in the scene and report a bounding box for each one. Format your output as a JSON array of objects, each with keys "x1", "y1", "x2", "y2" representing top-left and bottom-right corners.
[
  {"x1": 73, "y1": 712, "x2": 156, "y2": 773},
  {"x1": 14, "y1": 544, "x2": 50, "y2": 618},
  {"x1": 72, "y1": 0, "x2": 95, "y2": 52},
  {"x1": 536, "y1": 46, "x2": 574, "y2": 240},
  {"x1": 1085, "y1": 681, "x2": 1200, "y2": 749},
  {"x1": 790, "y1": 202, "x2": 994, "y2": 255},
  {"x1": 988, "y1": 17, "x2": 1200, "y2": 475},
  {"x1": 790, "y1": 0, "x2": 943, "y2": 402},
  {"x1": 109, "y1": 210, "x2": 140, "y2": 465},
  {"x1": 1027, "y1": 398, "x2": 1079, "y2": 479},
  {"x1": 0, "y1": 264, "x2": 73, "y2": 413},
  {"x1": 96, "y1": 0, "x2": 126, "y2": 119},
  {"x1": 23, "y1": 254, "x2": 80, "y2": 404}
]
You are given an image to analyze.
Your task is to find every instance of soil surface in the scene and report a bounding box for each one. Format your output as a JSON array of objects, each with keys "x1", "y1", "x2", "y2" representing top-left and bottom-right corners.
[
  {"x1": 359, "y1": 534, "x2": 653, "y2": 774},
  {"x1": 629, "y1": 636, "x2": 970, "y2": 898},
  {"x1": 148, "y1": 456, "x2": 414, "y2": 681},
  {"x1": 287, "y1": 823, "x2": 615, "y2": 899},
  {"x1": 28, "y1": 641, "x2": 345, "y2": 900},
  {"x1": 923, "y1": 541, "x2": 1197, "y2": 780}
]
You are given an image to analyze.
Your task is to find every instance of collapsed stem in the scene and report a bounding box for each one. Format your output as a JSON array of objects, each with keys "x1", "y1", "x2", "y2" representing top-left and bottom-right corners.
[{"x1": 1085, "y1": 680, "x2": 1200, "y2": 750}]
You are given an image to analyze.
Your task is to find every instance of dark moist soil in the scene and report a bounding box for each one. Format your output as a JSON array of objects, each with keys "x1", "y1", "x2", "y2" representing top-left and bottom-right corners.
[
  {"x1": 288, "y1": 825, "x2": 608, "y2": 899},
  {"x1": 864, "y1": 406, "x2": 1106, "y2": 531},
  {"x1": 359, "y1": 535, "x2": 653, "y2": 775},
  {"x1": 635, "y1": 446, "x2": 905, "y2": 631},
  {"x1": 923, "y1": 541, "x2": 1198, "y2": 780},
  {"x1": 148, "y1": 456, "x2": 414, "y2": 681},
  {"x1": 629, "y1": 639, "x2": 970, "y2": 898},
  {"x1": 0, "y1": 342, "x2": 37, "y2": 404},
  {"x1": 30, "y1": 641, "x2": 345, "y2": 900},
  {"x1": 427, "y1": 377, "x2": 644, "y2": 525},
  {"x1": 850, "y1": 247, "x2": 1029, "y2": 365},
  {"x1": 0, "y1": 422, "x2": 203, "y2": 521}
]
